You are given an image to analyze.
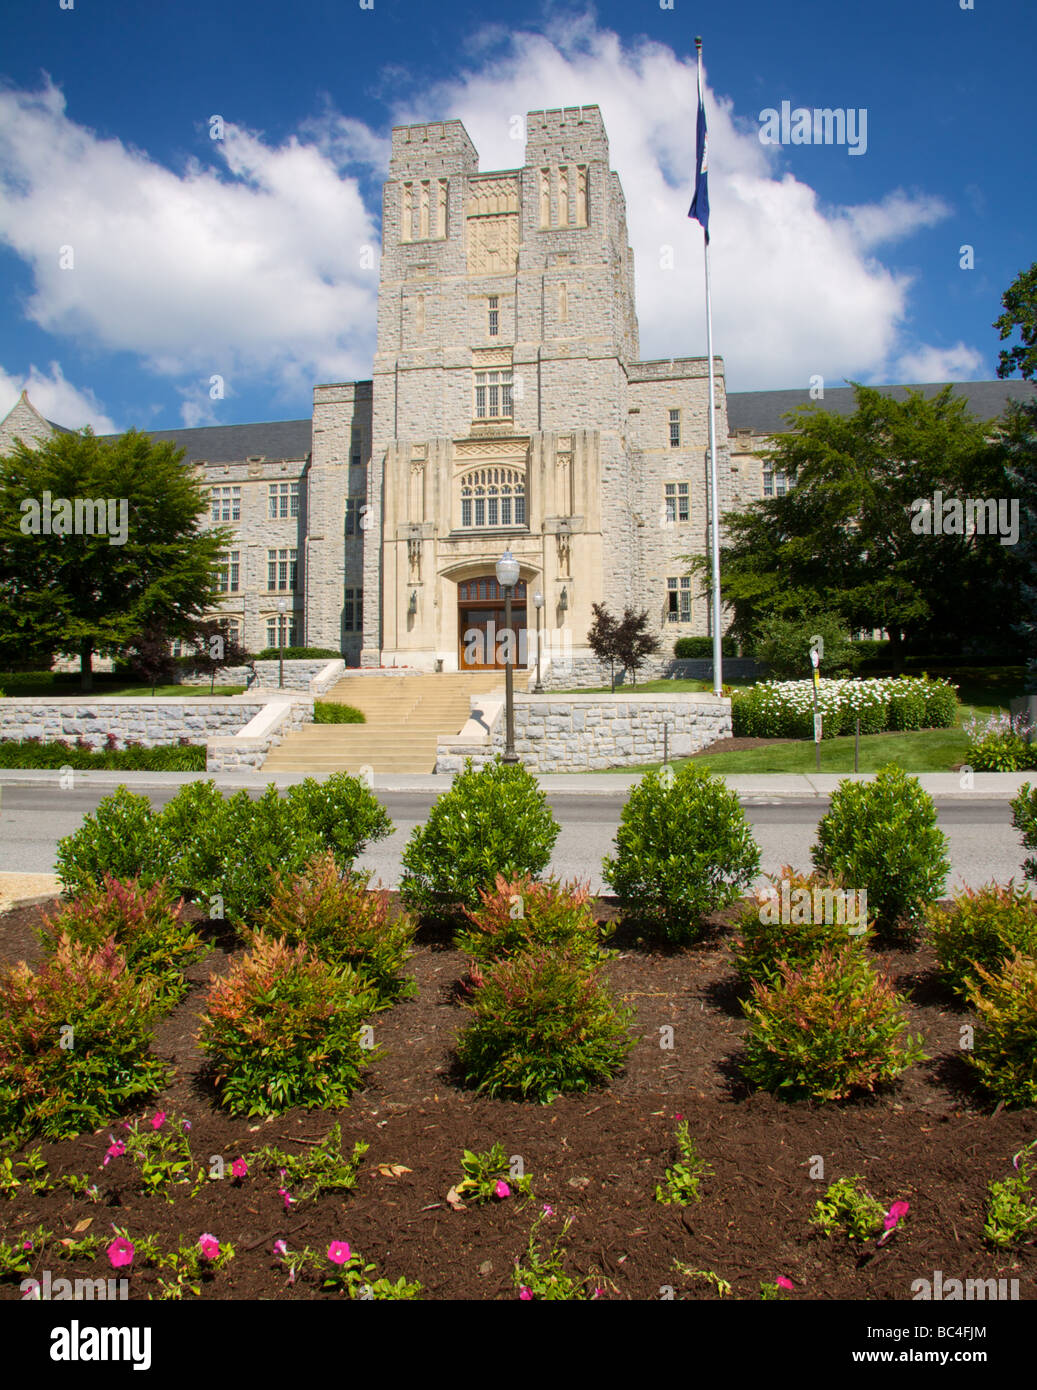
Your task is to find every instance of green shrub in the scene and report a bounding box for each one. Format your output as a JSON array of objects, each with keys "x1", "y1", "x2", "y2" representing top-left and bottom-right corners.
[
  {"x1": 313, "y1": 701, "x2": 365, "y2": 723},
  {"x1": 454, "y1": 947, "x2": 635, "y2": 1102},
  {"x1": 602, "y1": 763, "x2": 761, "y2": 943},
  {"x1": 56, "y1": 775, "x2": 392, "y2": 925},
  {"x1": 810, "y1": 1176, "x2": 887, "y2": 1241},
  {"x1": 673, "y1": 636, "x2": 737, "y2": 659},
  {"x1": 740, "y1": 947, "x2": 926, "y2": 1102},
  {"x1": 1010, "y1": 784, "x2": 1037, "y2": 883},
  {"x1": 923, "y1": 680, "x2": 959, "y2": 729},
  {"x1": 455, "y1": 874, "x2": 609, "y2": 968},
  {"x1": 0, "y1": 935, "x2": 169, "y2": 1142},
  {"x1": 811, "y1": 765, "x2": 950, "y2": 939},
  {"x1": 251, "y1": 851, "x2": 415, "y2": 1006},
  {"x1": 453, "y1": 1142, "x2": 535, "y2": 1205},
  {"x1": 283, "y1": 773, "x2": 392, "y2": 868},
  {"x1": 750, "y1": 614, "x2": 859, "y2": 680},
  {"x1": 400, "y1": 758, "x2": 560, "y2": 917},
  {"x1": 984, "y1": 1144, "x2": 1037, "y2": 1248},
  {"x1": 886, "y1": 684, "x2": 928, "y2": 731},
  {"x1": 732, "y1": 864, "x2": 871, "y2": 989},
  {"x1": 252, "y1": 646, "x2": 342, "y2": 661},
  {"x1": 925, "y1": 882, "x2": 1037, "y2": 1001},
  {"x1": 198, "y1": 932, "x2": 381, "y2": 1117},
  {"x1": 964, "y1": 714, "x2": 1037, "y2": 772},
  {"x1": 655, "y1": 1119, "x2": 712, "y2": 1205},
  {"x1": 38, "y1": 877, "x2": 204, "y2": 1011},
  {"x1": 966, "y1": 952, "x2": 1037, "y2": 1107},
  {"x1": 0, "y1": 739, "x2": 206, "y2": 770},
  {"x1": 55, "y1": 786, "x2": 159, "y2": 899}
]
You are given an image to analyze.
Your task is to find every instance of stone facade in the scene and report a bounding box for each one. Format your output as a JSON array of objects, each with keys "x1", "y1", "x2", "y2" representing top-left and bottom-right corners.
[
  {"x1": 435, "y1": 691, "x2": 732, "y2": 773},
  {"x1": 0, "y1": 697, "x2": 282, "y2": 750}
]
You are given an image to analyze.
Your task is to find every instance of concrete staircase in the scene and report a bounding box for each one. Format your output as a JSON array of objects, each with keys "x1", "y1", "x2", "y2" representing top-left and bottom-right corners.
[{"x1": 261, "y1": 672, "x2": 505, "y2": 774}]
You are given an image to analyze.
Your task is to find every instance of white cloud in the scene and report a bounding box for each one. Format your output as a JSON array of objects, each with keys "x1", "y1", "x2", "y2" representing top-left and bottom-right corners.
[
  {"x1": 891, "y1": 342, "x2": 986, "y2": 383},
  {"x1": 0, "y1": 23, "x2": 983, "y2": 399},
  {"x1": 0, "y1": 361, "x2": 117, "y2": 433},
  {"x1": 0, "y1": 79, "x2": 381, "y2": 395}
]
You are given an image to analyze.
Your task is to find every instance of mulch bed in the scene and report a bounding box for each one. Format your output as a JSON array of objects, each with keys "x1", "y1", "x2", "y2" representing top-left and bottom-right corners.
[{"x1": 1, "y1": 896, "x2": 1035, "y2": 1302}]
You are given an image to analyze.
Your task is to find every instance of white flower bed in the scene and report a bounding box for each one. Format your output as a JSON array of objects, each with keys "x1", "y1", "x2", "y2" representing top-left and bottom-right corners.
[{"x1": 732, "y1": 675, "x2": 958, "y2": 740}]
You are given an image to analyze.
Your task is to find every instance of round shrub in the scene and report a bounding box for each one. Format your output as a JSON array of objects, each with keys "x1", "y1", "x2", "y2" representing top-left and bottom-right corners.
[
  {"x1": 1012, "y1": 784, "x2": 1037, "y2": 884},
  {"x1": 251, "y1": 851, "x2": 416, "y2": 1007},
  {"x1": 0, "y1": 934, "x2": 170, "y2": 1142},
  {"x1": 313, "y1": 701, "x2": 365, "y2": 723},
  {"x1": 740, "y1": 947, "x2": 926, "y2": 1102},
  {"x1": 400, "y1": 758, "x2": 560, "y2": 917},
  {"x1": 732, "y1": 864, "x2": 871, "y2": 989},
  {"x1": 38, "y1": 876, "x2": 204, "y2": 1011},
  {"x1": 455, "y1": 874, "x2": 609, "y2": 969},
  {"x1": 454, "y1": 947, "x2": 635, "y2": 1102},
  {"x1": 55, "y1": 786, "x2": 158, "y2": 898},
  {"x1": 198, "y1": 932, "x2": 381, "y2": 1117},
  {"x1": 966, "y1": 952, "x2": 1037, "y2": 1107},
  {"x1": 926, "y1": 882, "x2": 1037, "y2": 1000},
  {"x1": 284, "y1": 773, "x2": 392, "y2": 868},
  {"x1": 811, "y1": 764, "x2": 950, "y2": 940},
  {"x1": 923, "y1": 679, "x2": 959, "y2": 729},
  {"x1": 602, "y1": 763, "x2": 761, "y2": 943}
]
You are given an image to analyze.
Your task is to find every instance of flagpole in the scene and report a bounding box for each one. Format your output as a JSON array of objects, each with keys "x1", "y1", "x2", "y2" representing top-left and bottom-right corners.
[{"x1": 695, "y1": 36, "x2": 724, "y2": 698}]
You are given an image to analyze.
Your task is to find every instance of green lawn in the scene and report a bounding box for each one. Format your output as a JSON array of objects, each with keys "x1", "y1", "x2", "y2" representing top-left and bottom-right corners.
[
  {"x1": 609, "y1": 727, "x2": 971, "y2": 776},
  {"x1": 1, "y1": 676, "x2": 245, "y2": 698}
]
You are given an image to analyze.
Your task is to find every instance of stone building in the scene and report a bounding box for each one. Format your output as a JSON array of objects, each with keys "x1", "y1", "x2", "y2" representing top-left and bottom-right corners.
[{"x1": 2, "y1": 106, "x2": 1034, "y2": 673}]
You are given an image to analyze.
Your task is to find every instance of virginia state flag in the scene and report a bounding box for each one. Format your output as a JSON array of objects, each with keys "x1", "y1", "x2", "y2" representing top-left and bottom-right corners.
[{"x1": 688, "y1": 88, "x2": 709, "y2": 241}]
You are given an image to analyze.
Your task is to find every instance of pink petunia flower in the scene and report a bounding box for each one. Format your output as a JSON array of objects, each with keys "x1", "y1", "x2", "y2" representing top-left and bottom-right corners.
[
  {"x1": 278, "y1": 1186, "x2": 294, "y2": 1212},
  {"x1": 776, "y1": 1276, "x2": 794, "y2": 1291},
  {"x1": 495, "y1": 1179, "x2": 511, "y2": 1199},
  {"x1": 879, "y1": 1200, "x2": 910, "y2": 1243},
  {"x1": 151, "y1": 1111, "x2": 166, "y2": 1130},
  {"x1": 107, "y1": 1237, "x2": 135, "y2": 1269},
  {"x1": 519, "y1": 1286, "x2": 533, "y2": 1300},
  {"x1": 22, "y1": 1241, "x2": 32, "y2": 1251},
  {"x1": 273, "y1": 1240, "x2": 288, "y2": 1258},
  {"x1": 675, "y1": 1113, "x2": 684, "y2": 1122},
  {"x1": 231, "y1": 1158, "x2": 248, "y2": 1179},
  {"x1": 103, "y1": 1138, "x2": 125, "y2": 1166},
  {"x1": 182, "y1": 1121, "x2": 192, "y2": 1132},
  {"x1": 542, "y1": 1204, "x2": 554, "y2": 1216},
  {"x1": 198, "y1": 1233, "x2": 220, "y2": 1261},
  {"x1": 328, "y1": 1241, "x2": 351, "y2": 1265}
]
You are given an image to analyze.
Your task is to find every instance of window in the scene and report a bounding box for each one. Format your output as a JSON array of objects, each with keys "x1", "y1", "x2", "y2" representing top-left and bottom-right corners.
[
  {"x1": 343, "y1": 587, "x2": 363, "y2": 633},
  {"x1": 266, "y1": 615, "x2": 297, "y2": 649},
  {"x1": 214, "y1": 549, "x2": 240, "y2": 593},
  {"x1": 667, "y1": 576, "x2": 692, "y2": 623},
  {"x1": 267, "y1": 548, "x2": 297, "y2": 591},
  {"x1": 210, "y1": 486, "x2": 240, "y2": 522},
  {"x1": 268, "y1": 482, "x2": 299, "y2": 519},
  {"x1": 459, "y1": 467, "x2": 526, "y2": 528},
  {"x1": 215, "y1": 616, "x2": 242, "y2": 647},
  {"x1": 669, "y1": 409, "x2": 681, "y2": 448},
  {"x1": 763, "y1": 467, "x2": 789, "y2": 498},
  {"x1": 664, "y1": 483, "x2": 689, "y2": 523},
  {"x1": 488, "y1": 296, "x2": 499, "y2": 337},
  {"x1": 474, "y1": 368, "x2": 513, "y2": 419},
  {"x1": 344, "y1": 497, "x2": 365, "y2": 536},
  {"x1": 351, "y1": 429, "x2": 362, "y2": 467}
]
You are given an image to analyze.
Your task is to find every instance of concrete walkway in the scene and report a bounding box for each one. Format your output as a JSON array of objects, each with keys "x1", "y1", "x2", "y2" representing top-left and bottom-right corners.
[{"x1": 0, "y1": 768, "x2": 1032, "y2": 800}]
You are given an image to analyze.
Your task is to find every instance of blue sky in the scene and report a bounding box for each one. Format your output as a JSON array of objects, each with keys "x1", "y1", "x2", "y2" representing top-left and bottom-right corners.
[{"x1": 1, "y1": 0, "x2": 1034, "y2": 433}]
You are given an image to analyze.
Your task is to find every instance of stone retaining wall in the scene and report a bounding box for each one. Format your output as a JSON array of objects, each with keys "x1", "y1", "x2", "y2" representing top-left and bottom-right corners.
[
  {"x1": 206, "y1": 698, "x2": 313, "y2": 770},
  {"x1": 436, "y1": 692, "x2": 731, "y2": 773},
  {"x1": 0, "y1": 697, "x2": 272, "y2": 750},
  {"x1": 536, "y1": 656, "x2": 762, "y2": 690}
]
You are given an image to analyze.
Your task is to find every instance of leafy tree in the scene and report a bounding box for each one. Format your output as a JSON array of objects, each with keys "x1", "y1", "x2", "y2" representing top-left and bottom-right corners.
[
  {"x1": 995, "y1": 262, "x2": 1037, "y2": 382},
  {"x1": 995, "y1": 263, "x2": 1037, "y2": 693},
  {"x1": 751, "y1": 613, "x2": 857, "y2": 680},
  {"x1": 587, "y1": 603, "x2": 621, "y2": 691},
  {"x1": 0, "y1": 428, "x2": 230, "y2": 690},
  {"x1": 613, "y1": 607, "x2": 661, "y2": 686},
  {"x1": 692, "y1": 384, "x2": 1022, "y2": 662},
  {"x1": 122, "y1": 619, "x2": 177, "y2": 695}
]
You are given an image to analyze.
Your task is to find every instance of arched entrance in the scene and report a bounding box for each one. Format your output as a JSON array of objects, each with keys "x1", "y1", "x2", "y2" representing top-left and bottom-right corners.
[{"x1": 458, "y1": 575, "x2": 527, "y2": 670}]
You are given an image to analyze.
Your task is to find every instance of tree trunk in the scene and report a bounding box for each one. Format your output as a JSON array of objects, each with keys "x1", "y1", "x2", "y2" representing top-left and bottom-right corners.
[{"x1": 80, "y1": 638, "x2": 94, "y2": 693}]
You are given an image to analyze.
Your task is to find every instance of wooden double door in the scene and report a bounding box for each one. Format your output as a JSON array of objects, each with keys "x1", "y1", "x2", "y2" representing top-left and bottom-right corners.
[{"x1": 458, "y1": 576, "x2": 527, "y2": 670}]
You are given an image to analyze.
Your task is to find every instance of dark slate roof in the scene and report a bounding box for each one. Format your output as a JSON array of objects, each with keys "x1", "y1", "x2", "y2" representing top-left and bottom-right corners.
[
  {"x1": 727, "y1": 380, "x2": 1037, "y2": 435},
  {"x1": 100, "y1": 418, "x2": 313, "y2": 463}
]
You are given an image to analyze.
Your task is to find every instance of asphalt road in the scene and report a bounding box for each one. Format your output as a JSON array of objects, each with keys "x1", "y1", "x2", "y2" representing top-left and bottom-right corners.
[{"x1": 0, "y1": 784, "x2": 1028, "y2": 895}]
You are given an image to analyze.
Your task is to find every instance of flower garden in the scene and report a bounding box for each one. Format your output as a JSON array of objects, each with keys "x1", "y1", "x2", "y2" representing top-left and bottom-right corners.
[{"x1": 1, "y1": 761, "x2": 1036, "y2": 1302}]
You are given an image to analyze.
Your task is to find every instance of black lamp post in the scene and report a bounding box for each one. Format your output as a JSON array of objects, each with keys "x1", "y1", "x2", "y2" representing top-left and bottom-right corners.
[
  {"x1": 277, "y1": 597, "x2": 287, "y2": 689},
  {"x1": 533, "y1": 589, "x2": 544, "y2": 693},
  {"x1": 496, "y1": 550, "x2": 520, "y2": 764}
]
